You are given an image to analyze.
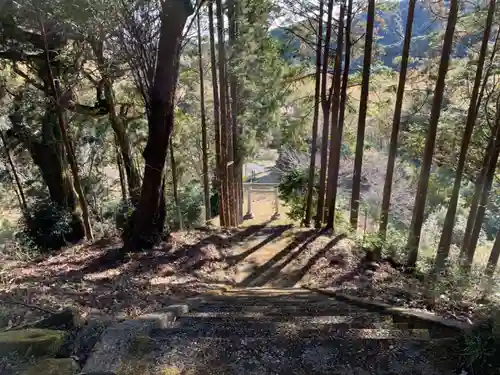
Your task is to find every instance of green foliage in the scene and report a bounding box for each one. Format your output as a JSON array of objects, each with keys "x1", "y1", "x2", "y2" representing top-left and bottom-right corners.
[
  {"x1": 167, "y1": 183, "x2": 204, "y2": 229},
  {"x1": 459, "y1": 317, "x2": 500, "y2": 375},
  {"x1": 17, "y1": 200, "x2": 74, "y2": 252},
  {"x1": 278, "y1": 166, "x2": 314, "y2": 221}
]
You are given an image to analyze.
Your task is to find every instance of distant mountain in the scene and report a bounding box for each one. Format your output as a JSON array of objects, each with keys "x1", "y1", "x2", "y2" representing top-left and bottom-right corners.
[{"x1": 272, "y1": 0, "x2": 481, "y2": 70}]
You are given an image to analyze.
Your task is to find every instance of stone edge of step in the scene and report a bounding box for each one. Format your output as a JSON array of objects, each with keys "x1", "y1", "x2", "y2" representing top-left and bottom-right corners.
[
  {"x1": 80, "y1": 298, "x2": 201, "y2": 375},
  {"x1": 309, "y1": 287, "x2": 473, "y2": 332}
]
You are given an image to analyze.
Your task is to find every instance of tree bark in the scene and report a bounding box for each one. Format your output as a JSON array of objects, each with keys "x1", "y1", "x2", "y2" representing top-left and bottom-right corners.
[
  {"x1": 125, "y1": 0, "x2": 193, "y2": 250},
  {"x1": 379, "y1": 0, "x2": 416, "y2": 246},
  {"x1": 215, "y1": 0, "x2": 233, "y2": 227},
  {"x1": 406, "y1": 0, "x2": 459, "y2": 268},
  {"x1": 350, "y1": 0, "x2": 375, "y2": 230},
  {"x1": 304, "y1": 0, "x2": 324, "y2": 227},
  {"x1": 325, "y1": 4, "x2": 345, "y2": 230},
  {"x1": 197, "y1": 12, "x2": 211, "y2": 223},
  {"x1": 434, "y1": 0, "x2": 496, "y2": 271},
  {"x1": 208, "y1": 2, "x2": 225, "y2": 225},
  {"x1": 228, "y1": 0, "x2": 243, "y2": 225},
  {"x1": 315, "y1": 0, "x2": 334, "y2": 228}
]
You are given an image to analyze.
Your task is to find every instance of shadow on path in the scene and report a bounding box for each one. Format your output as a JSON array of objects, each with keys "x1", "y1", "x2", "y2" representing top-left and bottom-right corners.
[{"x1": 238, "y1": 229, "x2": 326, "y2": 287}]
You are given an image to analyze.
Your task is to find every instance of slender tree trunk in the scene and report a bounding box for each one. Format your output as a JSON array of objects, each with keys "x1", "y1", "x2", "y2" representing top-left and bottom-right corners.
[
  {"x1": 91, "y1": 41, "x2": 142, "y2": 205},
  {"x1": 434, "y1": 0, "x2": 496, "y2": 271},
  {"x1": 350, "y1": 0, "x2": 375, "y2": 230},
  {"x1": 461, "y1": 135, "x2": 495, "y2": 259},
  {"x1": 0, "y1": 130, "x2": 28, "y2": 213},
  {"x1": 197, "y1": 13, "x2": 211, "y2": 223},
  {"x1": 315, "y1": 0, "x2": 334, "y2": 228},
  {"x1": 227, "y1": 0, "x2": 243, "y2": 226},
  {"x1": 325, "y1": 4, "x2": 345, "y2": 230},
  {"x1": 485, "y1": 229, "x2": 500, "y2": 282},
  {"x1": 114, "y1": 136, "x2": 128, "y2": 201},
  {"x1": 304, "y1": 0, "x2": 324, "y2": 227},
  {"x1": 228, "y1": 0, "x2": 242, "y2": 225},
  {"x1": 463, "y1": 106, "x2": 500, "y2": 270},
  {"x1": 170, "y1": 142, "x2": 183, "y2": 230},
  {"x1": 406, "y1": 0, "x2": 459, "y2": 268},
  {"x1": 215, "y1": 0, "x2": 233, "y2": 227},
  {"x1": 379, "y1": 0, "x2": 416, "y2": 245},
  {"x1": 208, "y1": 2, "x2": 225, "y2": 226},
  {"x1": 125, "y1": 0, "x2": 192, "y2": 250}
]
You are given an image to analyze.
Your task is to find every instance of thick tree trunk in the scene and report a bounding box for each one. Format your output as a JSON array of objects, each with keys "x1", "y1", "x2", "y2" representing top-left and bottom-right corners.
[
  {"x1": 379, "y1": 0, "x2": 416, "y2": 246},
  {"x1": 215, "y1": 0, "x2": 233, "y2": 227},
  {"x1": 406, "y1": 0, "x2": 459, "y2": 268},
  {"x1": 0, "y1": 130, "x2": 28, "y2": 213},
  {"x1": 314, "y1": 0, "x2": 334, "y2": 228},
  {"x1": 125, "y1": 0, "x2": 192, "y2": 250},
  {"x1": 197, "y1": 12, "x2": 211, "y2": 223},
  {"x1": 208, "y1": 2, "x2": 225, "y2": 225},
  {"x1": 350, "y1": 0, "x2": 375, "y2": 230},
  {"x1": 434, "y1": 0, "x2": 496, "y2": 271},
  {"x1": 304, "y1": 0, "x2": 324, "y2": 227},
  {"x1": 325, "y1": 4, "x2": 345, "y2": 230}
]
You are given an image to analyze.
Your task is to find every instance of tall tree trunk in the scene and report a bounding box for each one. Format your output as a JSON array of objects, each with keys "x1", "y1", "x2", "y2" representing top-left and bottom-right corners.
[
  {"x1": 197, "y1": 12, "x2": 211, "y2": 223},
  {"x1": 228, "y1": 0, "x2": 243, "y2": 225},
  {"x1": 315, "y1": 0, "x2": 334, "y2": 228},
  {"x1": 0, "y1": 130, "x2": 28, "y2": 213},
  {"x1": 125, "y1": 0, "x2": 193, "y2": 250},
  {"x1": 325, "y1": 4, "x2": 345, "y2": 230},
  {"x1": 304, "y1": 0, "x2": 324, "y2": 227},
  {"x1": 463, "y1": 105, "x2": 500, "y2": 270},
  {"x1": 434, "y1": 0, "x2": 496, "y2": 271},
  {"x1": 461, "y1": 135, "x2": 495, "y2": 259},
  {"x1": 51, "y1": 80, "x2": 94, "y2": 241},
  {"x1": 170, "y1": 142, "x2": 183, "y2": 230},
  {"x1": 350, "y1": 0, "x2": 375, "y2": 230},
  {"x1": 215, "y1": 0, "x2": 233, "y2": 227},
  {"x1": 379, "y1": 0, "x2": 416, "y2": 246},
  {"x1": 208, "y1": 2, "x2": 225, "y2": 226},
  {"x1": 40, "y1": 20, "x2": 93, "y2": 241},
  {"x1": 406, "y1": 0, "x2": 459, "y2": 268}
]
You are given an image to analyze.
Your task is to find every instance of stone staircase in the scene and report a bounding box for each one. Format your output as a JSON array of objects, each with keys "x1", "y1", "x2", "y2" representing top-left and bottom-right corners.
[{"x1": 142, "y1": 288, "x2": 458, "y2": 375}]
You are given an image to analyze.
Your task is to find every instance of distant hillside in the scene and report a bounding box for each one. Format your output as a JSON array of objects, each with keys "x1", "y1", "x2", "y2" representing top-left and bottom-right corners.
[{"x1": 272, "y1": 0, "x2": 481, "y2": 70}]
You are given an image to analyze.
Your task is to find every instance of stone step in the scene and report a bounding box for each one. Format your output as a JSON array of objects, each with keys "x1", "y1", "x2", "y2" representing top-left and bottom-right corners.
[
  {"x1": 180, "y1": 312, "x2": 395, "y2": 328},
  {"x1": 146, "y1": 334, "x2": 443, "y2": 375},
  {"x1": 159, "y1": 317, "x2": 430, "y2": 340}
]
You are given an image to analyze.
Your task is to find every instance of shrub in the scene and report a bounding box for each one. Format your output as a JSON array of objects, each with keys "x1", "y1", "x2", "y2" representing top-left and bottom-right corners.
[
  {"x1": 167, "y1": 183, "x2": 204, "y2": 229},
  {"x1": 17, "y1": 199, "x2": 74, "y2": 252},
  {"x1": 278, "y1": 166, "x2": 313, "y2": 222}
]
